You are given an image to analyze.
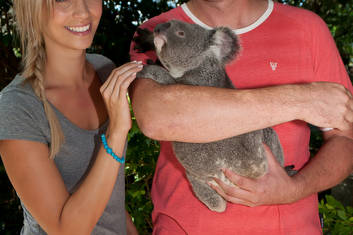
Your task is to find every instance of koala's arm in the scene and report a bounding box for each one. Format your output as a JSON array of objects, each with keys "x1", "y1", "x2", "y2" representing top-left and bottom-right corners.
[
  {"x1": 130, "y1": 80, "x2": 351, "y2": 142},
  {"x1": 137, "y1": 65, "x2": 177, "y2": 85}
]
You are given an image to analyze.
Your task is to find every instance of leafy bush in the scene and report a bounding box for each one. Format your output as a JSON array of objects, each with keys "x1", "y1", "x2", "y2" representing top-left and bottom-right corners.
[
  {"x1": 319, "y1": 195, "x2": 353, "y2": 235},
  {"x1": 125, "y1": 119, "x2": 159, "y2": 234}
]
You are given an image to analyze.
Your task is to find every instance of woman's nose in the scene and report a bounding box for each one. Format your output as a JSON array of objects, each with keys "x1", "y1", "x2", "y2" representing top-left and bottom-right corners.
[{"x1": 72, "y1": 0, "x2": 90, "y2": 18}]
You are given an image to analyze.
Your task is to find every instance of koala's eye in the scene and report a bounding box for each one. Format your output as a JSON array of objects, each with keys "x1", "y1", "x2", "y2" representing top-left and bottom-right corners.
[{"x1": 176, "y1": 31, "x2": 185, "y2": 37}]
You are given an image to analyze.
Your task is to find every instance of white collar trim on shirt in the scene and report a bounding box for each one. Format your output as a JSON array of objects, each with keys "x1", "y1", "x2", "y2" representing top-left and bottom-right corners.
[{"x1": 181, "y1": 0, "x2": 274, "y2": 35}]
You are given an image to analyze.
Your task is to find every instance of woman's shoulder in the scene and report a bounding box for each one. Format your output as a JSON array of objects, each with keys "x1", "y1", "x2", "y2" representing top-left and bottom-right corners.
[
  {"x1": 86, "y1": 53, "x2": 116, "y2": 82},
  {"x1": 0, "y1": 75, "x2": 48, "y2": 143},
  {"x1": 86, "y1": 53, "x2": 116, "y2": 71},
  {"x1": 0, "y1": 75, "x2": 41, "y2": 109}
]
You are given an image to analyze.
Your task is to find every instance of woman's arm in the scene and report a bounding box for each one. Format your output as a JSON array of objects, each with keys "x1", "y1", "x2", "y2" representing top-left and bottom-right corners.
[
  {"x1": 131, "y1": 79, "x2": 353, "y2": 142},
  {"x1": 0, "y1": 62, "x2": 142, "y2": 235},
  {"x1": 0, "y1": 136, "x2": 123, "y2": 234}
]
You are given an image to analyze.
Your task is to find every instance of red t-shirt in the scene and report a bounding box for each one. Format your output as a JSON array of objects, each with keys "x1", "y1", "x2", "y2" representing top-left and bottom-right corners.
[{"x1": 130, "y1": 1, "x2": 353, "y2": 234}]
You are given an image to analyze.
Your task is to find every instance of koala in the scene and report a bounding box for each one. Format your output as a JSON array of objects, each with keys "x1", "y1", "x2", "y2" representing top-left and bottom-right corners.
[{"x1": 133, "y1": 20, "x2": 295, "y2": 212}]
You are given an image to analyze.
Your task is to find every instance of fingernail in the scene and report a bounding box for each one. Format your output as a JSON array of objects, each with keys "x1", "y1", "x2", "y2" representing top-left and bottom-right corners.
[
  {"x1": 138, "y1": 64, "x2": 143, "y2": 68},
  {"x1": 137, "y1": 61, "x2": 143, "y2": 64}
]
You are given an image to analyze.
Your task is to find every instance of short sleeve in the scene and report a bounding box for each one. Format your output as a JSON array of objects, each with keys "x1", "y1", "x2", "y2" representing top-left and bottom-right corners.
[
  {"x1": 86, "y1": 53, "x2": 116, "y2": 83},
  {"x1": 0, "y1": 90, "x2": 49, "y2": 144},
  {"x1": 311, "y1": 15, "x2": 353, "y2": 93}
]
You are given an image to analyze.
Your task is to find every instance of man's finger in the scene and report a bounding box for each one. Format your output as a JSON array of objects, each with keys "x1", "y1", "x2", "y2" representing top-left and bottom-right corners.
[
  {"x1": 222, "y1": 168, "x2": 256, "y2": 192},
  {"x1": 262, "y1": 144, "x2": 281, "y2": 169},
  {"x1": 208, "y1": 181, "x2": 255, "y2": 207}
]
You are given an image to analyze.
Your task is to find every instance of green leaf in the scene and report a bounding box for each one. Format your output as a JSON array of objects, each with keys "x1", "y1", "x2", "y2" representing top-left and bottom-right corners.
[{"x1": 337, "y1": 210, "x2": 347, "y2": 220}]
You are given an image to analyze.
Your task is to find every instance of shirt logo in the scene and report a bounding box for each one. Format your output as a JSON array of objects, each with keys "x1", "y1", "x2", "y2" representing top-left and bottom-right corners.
[{"x1": 270, "y1": 62, "x2": 278, "y2": 71}]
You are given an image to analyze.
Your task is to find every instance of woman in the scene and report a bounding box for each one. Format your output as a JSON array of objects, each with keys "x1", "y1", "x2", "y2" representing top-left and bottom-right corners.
[{"x1": 0, "y1": 0, "x2": 141, "y2": 234}]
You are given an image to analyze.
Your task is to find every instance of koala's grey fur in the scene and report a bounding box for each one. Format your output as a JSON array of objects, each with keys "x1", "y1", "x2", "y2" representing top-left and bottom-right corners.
[{"x1": 134, "y1": 20, "x2": 291, "y2": 212}]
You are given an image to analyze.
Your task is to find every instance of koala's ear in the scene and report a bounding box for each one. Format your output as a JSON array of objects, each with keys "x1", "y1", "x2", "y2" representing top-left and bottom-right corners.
[{"x1": 209, "y1": 27, "x2": 240, "y2": 64}]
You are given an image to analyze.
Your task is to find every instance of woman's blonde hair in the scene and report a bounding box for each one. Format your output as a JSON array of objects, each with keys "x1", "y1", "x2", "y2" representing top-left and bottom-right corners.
[{"x1": 13, "y1": 0, "x2": 64, "y2": 159}]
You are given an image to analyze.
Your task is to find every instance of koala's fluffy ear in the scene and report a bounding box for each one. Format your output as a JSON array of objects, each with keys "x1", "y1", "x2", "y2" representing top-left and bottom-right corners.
[{"x1": 209, "y1": 27, "x2": 240, "y2": 65}]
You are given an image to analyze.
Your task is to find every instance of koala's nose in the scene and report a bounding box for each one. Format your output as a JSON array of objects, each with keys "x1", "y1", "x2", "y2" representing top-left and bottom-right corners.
[{"x1": 154, "y1": 22, "x2": 171, "y2": 34}]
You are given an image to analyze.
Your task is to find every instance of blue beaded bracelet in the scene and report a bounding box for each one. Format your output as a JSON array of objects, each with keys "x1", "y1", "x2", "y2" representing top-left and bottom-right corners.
[{"x1": 100, "y1": 134, "x2": 125, "y2": 164}]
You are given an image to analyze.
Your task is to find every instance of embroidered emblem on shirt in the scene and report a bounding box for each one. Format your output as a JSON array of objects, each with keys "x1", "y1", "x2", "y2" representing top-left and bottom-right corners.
[{"x1": 270, "y1": 62, "x2": 278, "y2": 71}]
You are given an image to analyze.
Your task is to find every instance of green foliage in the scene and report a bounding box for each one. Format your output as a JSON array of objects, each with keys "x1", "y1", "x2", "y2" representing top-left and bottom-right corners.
[
  {"x1": 319, "y1": 195, "x2": 353, "y2": 235},
  {"x1": 309, "y1": 126, "x2": 323, "y2": 156},
  {"x1": 125, "y1": 119, "x2": 159, "y2": 234},
  {"x1": 0, "y1": 163, "x2": 23, "y2": 234},
  {"x1": 0, "y1": 0, "x2": 20, "y2": 88}
]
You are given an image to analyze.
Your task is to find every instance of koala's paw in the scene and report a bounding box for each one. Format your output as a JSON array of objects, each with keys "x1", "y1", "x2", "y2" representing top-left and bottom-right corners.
[
  {"x1": 136, "y1": 66, "x2": 154, "y2": 80},
  {"x1": 137, "y1": 65, "x2": 176, "y2": 85}
]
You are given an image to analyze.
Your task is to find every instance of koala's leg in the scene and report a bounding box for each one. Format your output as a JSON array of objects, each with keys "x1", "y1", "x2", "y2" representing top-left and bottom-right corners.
[
  {"x1": 262, "y1": 128, "x2": 297, "y2": 176},
  {"x1": 185, "y1": 172, "x2": 227, "y2": 213},
  {"x1": 262, "y1": 128, "x2": 284, "y2": 166},
  {"x1": 137, "y1": 65, "x2": 177, "y2": 85}
]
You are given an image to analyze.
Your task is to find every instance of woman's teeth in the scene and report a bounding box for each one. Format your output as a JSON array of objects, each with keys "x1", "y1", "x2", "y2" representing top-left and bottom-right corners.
[{"x1": 65, "y1": 24, "x2": 90, "y2": 33}]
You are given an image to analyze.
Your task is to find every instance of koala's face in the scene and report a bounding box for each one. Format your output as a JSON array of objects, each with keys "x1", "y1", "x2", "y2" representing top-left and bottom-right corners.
[{"x1": 153, "y1": 20, "x2": 211, "y2": 71}]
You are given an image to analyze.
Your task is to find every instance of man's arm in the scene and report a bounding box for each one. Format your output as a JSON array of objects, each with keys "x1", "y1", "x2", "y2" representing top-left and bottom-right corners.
[
  {"x1": 209, "y1": 129, "x2": 353, "y2": 206},
  {"x1": 293, "y1": 129, "x2": 353, "y2": 200},
  {"x1": 130, "y1": 78, "x2": 353, "y2": 143}
]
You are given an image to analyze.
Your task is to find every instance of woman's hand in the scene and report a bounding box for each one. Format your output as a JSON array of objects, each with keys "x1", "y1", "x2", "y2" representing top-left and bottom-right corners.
[{"x1": 100, "y1": 61, "x2": 143, "y2": 135}]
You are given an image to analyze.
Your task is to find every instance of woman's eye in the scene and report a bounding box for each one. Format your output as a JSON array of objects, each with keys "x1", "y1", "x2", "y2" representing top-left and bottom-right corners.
[{"x1": 55, "y1": 0, "x2": 72, "y2": 8}]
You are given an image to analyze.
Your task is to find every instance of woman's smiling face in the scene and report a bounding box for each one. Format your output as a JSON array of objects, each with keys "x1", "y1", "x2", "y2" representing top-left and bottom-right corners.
[{"x1": 43, "y1": 0, "x2": 102, "y2": 51}]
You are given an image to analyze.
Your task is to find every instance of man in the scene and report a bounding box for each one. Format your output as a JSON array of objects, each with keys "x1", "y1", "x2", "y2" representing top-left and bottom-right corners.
[{"x1": 129, "y1": 0, "x2": 353, "y2": 234}]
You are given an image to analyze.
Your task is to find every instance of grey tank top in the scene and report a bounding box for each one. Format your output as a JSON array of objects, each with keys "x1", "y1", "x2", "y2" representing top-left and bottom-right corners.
[{"x1": 0, "y1": 54, "x2": 126, "y2": 235}]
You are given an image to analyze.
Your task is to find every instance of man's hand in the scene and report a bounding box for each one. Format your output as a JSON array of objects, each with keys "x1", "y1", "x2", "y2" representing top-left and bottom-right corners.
[
  {"x1": 301, "y1": 82, "x2": 353, "y2": 131},
  {"x1": 209, "y1": 145, "x2": 300, "y2": 207}
]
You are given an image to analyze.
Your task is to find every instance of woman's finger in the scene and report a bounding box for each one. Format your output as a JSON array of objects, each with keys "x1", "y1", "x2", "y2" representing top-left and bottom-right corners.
[
  {"x1": 101, "y1": 61, "x2": 141, "y2": 90},
  {"x1": 117, "y1": 73, "x2": 138, "y2": 101},
  {"x1": 101, "y1": 61, "x2": 142, "y2": 98},
  {"x1": 117, "y1": 60, "x2": 142, "y2": 75},
  {"x1": 100, "y1": 68, "x2": 119, "y2": 94},
  {"x1": 112, "y1": 65, "x2": 142, "y2": 100}
]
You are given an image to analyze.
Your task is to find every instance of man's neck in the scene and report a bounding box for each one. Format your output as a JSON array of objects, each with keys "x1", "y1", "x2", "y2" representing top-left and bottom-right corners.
[{"x1": 186, "y1": 0, "x2": 268, "y2": 29}]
